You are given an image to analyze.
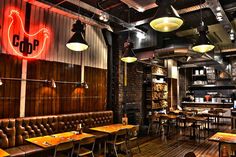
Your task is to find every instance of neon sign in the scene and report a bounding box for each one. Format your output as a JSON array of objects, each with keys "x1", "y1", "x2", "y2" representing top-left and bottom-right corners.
[{"x1": 7, "y1": 10, "x2": 50, "y2": 59}]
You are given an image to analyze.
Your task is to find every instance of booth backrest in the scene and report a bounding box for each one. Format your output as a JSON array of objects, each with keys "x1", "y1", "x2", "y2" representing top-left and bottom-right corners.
[
  {"x1": 0, "y1": 119, "x2": 16, "y2": 149},
  {"x1": 57, "y1": 113, "x2": 90, "y2": 132},
  {"x1": 13, "y1": 111, "x2": 113, "y2": 146},
  {"x1": 89, "y1": 111, "x2": 113, "y2": 127},
  {"x1": 15, "y1": 116, "x2": 58, "y2": 145}
]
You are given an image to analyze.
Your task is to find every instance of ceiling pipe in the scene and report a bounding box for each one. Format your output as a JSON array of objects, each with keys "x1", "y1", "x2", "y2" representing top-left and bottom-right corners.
[
  {"x1": 206, "y1": 0, "x2": 236, "y2": 42},
  {"x1": 64, "y1": 0, "x2": 145, "y2": 33},
  {"x1": 25, "y1": 0, "x2": 112, "y2": 30}
]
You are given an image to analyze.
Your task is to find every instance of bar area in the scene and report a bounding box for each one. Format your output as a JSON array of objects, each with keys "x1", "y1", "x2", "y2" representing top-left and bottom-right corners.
[{"x1": 0, "y1": 0, "x2": 236, "y2": 157}]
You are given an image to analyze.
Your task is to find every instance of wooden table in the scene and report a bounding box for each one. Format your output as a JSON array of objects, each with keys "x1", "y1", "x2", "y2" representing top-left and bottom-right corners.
[
  {"x1": 0, "y1": 149, "x2": 10, "y2": 157},
  {"x1": 90, "y1": 124, "x2": 135, "y2": 134},
  {"x1": 26, "y1": 132, "x2": 94, "y2": 148},
  {"x1": 90, "y1": 124, "x2": 135, "y2": 156},
  {"x1": 209, "y1": 132, "x2": 236, "y2": 157}
]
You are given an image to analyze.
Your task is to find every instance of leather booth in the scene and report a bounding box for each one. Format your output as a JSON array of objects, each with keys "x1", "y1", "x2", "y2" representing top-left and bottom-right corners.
[{"x1": 0, "y1": 111, "x2": 113, "y2": 157}]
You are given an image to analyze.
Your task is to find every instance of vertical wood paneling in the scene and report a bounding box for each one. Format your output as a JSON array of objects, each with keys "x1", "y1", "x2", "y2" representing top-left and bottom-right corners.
[
  {"x1": 0, "y1": 0, "x2": 108, "y2": 117},
  {"x1": 0, "y1": 54, "x2": 22, "y2": 118},
  {"x1": 0, "y1": 0, "x2": 107, "y2": 69},
  {"x1": 25, "y1": 60, "x2": 107, "y2": 116}
]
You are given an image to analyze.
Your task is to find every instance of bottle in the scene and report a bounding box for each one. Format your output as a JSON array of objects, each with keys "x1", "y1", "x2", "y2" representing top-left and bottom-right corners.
[
  {"x1": 122, "y1": 114, "x2": 128, "y2": 125},
  {"x1": 76, "y1": 124, "x2": 82, "y2": 134}
]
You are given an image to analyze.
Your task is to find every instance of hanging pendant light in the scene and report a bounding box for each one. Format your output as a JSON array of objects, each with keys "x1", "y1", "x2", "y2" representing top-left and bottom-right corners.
[
  {"x1": 121, "y1": 8, "x2": 137, "y2": 63},
  {"x1": 192, "y1": 0, "x2": 214, "y2": 53},
  {"x1": 150, "y1": 0, "x2": 183, "y2": 32},
  {"x1": 66, "y1": 20, "x2": 88, "y2": 52},
  {"x1": 121, "y1": 41, "x2": 137, "y2": 63},
  {"x1": 192, "y1": 22, "x2": 215, "y2": 53}
]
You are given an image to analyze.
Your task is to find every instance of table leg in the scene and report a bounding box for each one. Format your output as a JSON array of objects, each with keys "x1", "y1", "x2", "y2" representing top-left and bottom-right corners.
[
  {"x1": 208, "y1": 117, "x2": 210, "y2": 135},
  {"x1": 219, "y1": 142, "x2": 221, "y2": 157},
  {"x1": 193, "y1": 122, "x2": 196, "y2": 140},
  {"x1": 104, "y1": 141, "x2": 107, "y2": 157}
]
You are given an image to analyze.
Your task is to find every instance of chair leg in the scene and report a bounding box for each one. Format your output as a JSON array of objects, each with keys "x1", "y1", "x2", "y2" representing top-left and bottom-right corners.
[
  {"x1": 137, "y1": 140, "x2": 141, "y2": 153},
  {"x1": 124, "y1": 142, "x2": 129, "y2": 156},
  {"x1": 148, "y1": 123, "x2": 151, "y2": 134},
  {"x1": 114, "y1": 145, "x2": 118, "y2": 157}
]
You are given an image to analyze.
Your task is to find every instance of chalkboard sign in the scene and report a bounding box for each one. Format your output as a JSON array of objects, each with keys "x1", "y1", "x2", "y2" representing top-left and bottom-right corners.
[{"x1": 206, "y1": 67, "x2": 216, "y2": 84}]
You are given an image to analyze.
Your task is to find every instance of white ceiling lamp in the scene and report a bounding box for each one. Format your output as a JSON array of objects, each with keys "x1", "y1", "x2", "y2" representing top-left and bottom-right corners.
[
  {"x1": 150, "y1": 0, "x2": 183, "y2": 32},
  {"x1": 121, "y1": 8, "x2": 137, "y2": 63},
  {"x1": 192, "y1": 0, "x2": 214, "y2": 53}
]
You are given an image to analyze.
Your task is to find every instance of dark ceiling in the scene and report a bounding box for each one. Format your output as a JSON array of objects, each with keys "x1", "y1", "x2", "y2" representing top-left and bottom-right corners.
[
  {"x1": 43, "y1": 0, "x2": 236, "y2": 32},
  {"x1": 40, "y1": 0, "x2": 236, "y2": 65}
]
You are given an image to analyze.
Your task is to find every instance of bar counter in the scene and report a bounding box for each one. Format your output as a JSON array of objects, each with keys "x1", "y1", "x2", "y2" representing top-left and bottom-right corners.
[{"x1": 182, "y1": 102, "x2": 233, "y2": 108}]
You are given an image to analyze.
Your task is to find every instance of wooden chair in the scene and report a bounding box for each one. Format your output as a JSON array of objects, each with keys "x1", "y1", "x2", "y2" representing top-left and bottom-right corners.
[
  {"x1": 106, "y1": 129, "x2": 129, "y2": 157},
  {"x1": 126, "y1": 125, "x2": 141, "y2": 153},
  {"x1": 52, "y1": 141, "x2": 74, "y2": 157},
  {"x1": 74, "y1": 136, "x2": 96, "y2": 157},
  {"x1": 148, "y1": 114, "x2": 161, "y2": 134}
]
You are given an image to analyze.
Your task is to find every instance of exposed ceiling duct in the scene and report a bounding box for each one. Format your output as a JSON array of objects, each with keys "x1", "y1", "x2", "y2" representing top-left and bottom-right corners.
[
  {"x1": 25, "y1": 0, "x2": 112, "y2": 30},
  {"x1": 206, "y1": 0, "x2": 236, "y2": 43},
  {"x1": 64, "y1": 0, "x2": 145, "y2": 33},
  {"x1": 128, "y1": 2, "x2": 208, "y2": 28},
  {"x1": 120, "y1": 0, "x2": 157, "y2": 12}
]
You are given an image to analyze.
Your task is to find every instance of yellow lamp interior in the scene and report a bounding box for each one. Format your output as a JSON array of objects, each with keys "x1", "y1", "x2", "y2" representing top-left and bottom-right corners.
[
  {"x1": 192, "y1": 44, "x2": 215, "y2": 53},
  {"x1": 66, "y1": 42, "x2": 88, "y2": 52},
  {"x1": 150, "y1": 17, "x2": 183, "y2": 32},
  {"x1": 121, "y1": 57, "x2": 137, "y2": 63}
]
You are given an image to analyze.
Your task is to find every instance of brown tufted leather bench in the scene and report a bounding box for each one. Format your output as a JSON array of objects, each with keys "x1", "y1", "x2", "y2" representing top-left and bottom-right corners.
[
  {"x1": 0, "y1": 111, "x2": 113, "y2": 157},
  {"x1": 0, "y1": 119, "x2": 25, "y2": 157}
]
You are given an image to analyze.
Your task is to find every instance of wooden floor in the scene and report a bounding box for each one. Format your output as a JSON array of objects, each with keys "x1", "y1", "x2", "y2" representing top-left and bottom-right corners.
[
  {"x1": 131, "y1": 134, "x2": 219, "y2": 157},
  {"x1": 113, "y1": 122, "x2": 232, "y2": 157}
]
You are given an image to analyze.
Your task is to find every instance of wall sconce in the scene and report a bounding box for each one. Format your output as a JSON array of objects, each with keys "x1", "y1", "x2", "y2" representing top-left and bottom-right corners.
[
  {"x1": 47, "y1": 79, "x2": 56, "y2": 88},
  {"x1": 0, "y1": 78, "x2": 3, "y2": 86},
  {"x1": 76, "y1": 82, "x2": 88, "y2": 89}
]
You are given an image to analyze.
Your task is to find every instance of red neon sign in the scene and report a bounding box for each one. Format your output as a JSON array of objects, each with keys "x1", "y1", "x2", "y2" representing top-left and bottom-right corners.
[{"x1": 6, "y1": 9, "x2": 50, "y2": 59}]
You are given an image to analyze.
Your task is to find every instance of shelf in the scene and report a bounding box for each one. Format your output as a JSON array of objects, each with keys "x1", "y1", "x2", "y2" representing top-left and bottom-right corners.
[
  {"x1": 153, "y1": 90, "x2": 167, "y2": 92},
  {"x1": 192, "y1": 74, "x2": 206, "y2": 77},
  {"x1": 152, "y1": 73, "x2": 167, "y2": 77},
  {"x1": 189, "y1": 85, "x2": 236, "y2": 90},
  {"x1": 152, "y1": 82, "x2": 167, "y2": 84},
  {"x1": 153, "y1": 98, "x2": 167, "y2": 101}
]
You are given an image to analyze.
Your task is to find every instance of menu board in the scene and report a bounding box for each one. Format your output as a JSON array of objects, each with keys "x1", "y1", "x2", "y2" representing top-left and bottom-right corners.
[{"x1": 206, "y1": 67, "x2": 216, "y2": 84}]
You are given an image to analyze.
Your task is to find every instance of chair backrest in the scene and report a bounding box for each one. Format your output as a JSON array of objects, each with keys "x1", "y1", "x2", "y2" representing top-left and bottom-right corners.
[
  {"x1": 77, "y1": 137, "x2": 95, "y2": 156},
  {"x1": 79, "y1": 136, "x2": 96, "y2": 146},
  {"x1": 54, "y1": 141, "x2": 74, "y2": 157},
  {"x1": 184, "y1": 152, "x2": 196, "y2": 157},
  {"x1": 128, "y1": 125, "x2": 139, "y2": 137},
  {"x1": 114, "y1": 129, "x2": 127, "y2": 142}
]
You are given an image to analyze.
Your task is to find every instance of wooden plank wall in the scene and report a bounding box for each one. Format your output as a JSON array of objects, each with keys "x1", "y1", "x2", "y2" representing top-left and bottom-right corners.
[
  {"x1": 0, "y1": 0, "x2": 107, "y2": 69},
  {"x1": 0, "y1": 0, "x2": 108, "y2": 118},
  {"x1": 25, "y1": 60, "x2": 107, "y2": 116},
  {"x1": 0, "y1": 54, "x2": 22, "y2": 118}
]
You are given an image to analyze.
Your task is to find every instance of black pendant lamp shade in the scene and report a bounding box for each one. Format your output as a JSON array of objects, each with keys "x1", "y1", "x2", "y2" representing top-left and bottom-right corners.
[
  {"x1": 192, "y1": 23, "x2": 215, "y2": 53},
  {"x1": 150, "y1": 0, "x2": 183, "y2": 32},
  {"x1": 66, "y1": 20, "x2": 88, "y2": 52},
  {"x1": 121, "y1": 41, "x2": 137, "y2": 63}
]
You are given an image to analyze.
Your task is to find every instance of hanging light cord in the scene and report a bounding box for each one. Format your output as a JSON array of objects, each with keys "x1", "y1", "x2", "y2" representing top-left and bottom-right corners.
[
  {"x1": 200, "y1": 0, "x2": 203, "y2": 25},
  {"x1": 128, "y1": 7, "x2": 131, "y2": 41}
]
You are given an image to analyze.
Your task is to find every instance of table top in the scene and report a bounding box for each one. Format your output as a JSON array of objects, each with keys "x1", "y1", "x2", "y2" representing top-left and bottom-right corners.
[
  {"x1": 187, "y1": 116, "x2": 208, "y2": 121},
  {"x1": 209, "y1": 132, "x2": 236, "y2": 144},
  {"x1": 0, "y1": 149, "x2": 10, "y2": 157},
  {"x1": 160, "y1": 114, "x2": 177, "y2": 119},
  {"x1": 26, "y1": 132, "x2": 94, "y2": 148},
  {"x1": 90, "y1": 124, "x2": 135, "y2": 134}
]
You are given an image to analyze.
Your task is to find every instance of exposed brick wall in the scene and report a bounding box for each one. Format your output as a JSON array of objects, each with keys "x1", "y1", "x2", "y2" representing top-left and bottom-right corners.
[{"x1": 118, "y1": 61, "x2": 143, "y2": 125}]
